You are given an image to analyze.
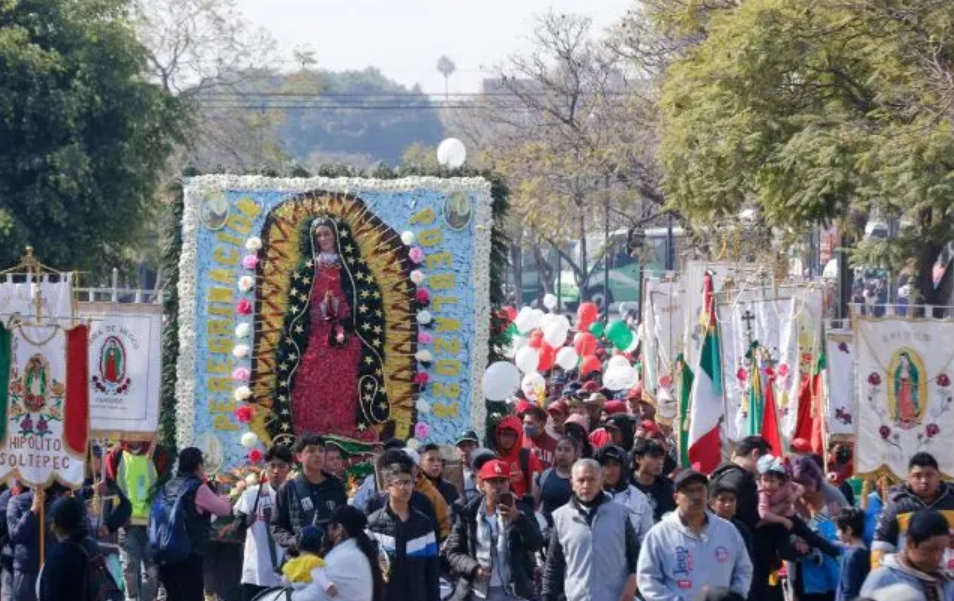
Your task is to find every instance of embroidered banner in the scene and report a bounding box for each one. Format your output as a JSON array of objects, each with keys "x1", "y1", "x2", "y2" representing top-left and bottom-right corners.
[
  {"x1": 0, "y1": 323, "x2": 88, "y2": 487},
  {"x1": 0, "y1": 274, "x2": 74, "y2": 325},
  {"x1": 855, "y1": 314, "x2": 954, "y2": 479},
  {"x1": 643, "y1": 277, "x2": 684, "y2": 420},
  {"x1": 825, "y1": 331, "x2": 855, "y2": 438},
  {"x1": 716, "y1": 285, "x2": 823, "y2": 442},
  {"x1": 79, "y1": 305, "x2": 162, "y2": 438}
]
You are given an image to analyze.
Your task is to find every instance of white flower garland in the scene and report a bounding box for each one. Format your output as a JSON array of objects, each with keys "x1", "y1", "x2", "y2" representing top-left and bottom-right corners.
[{"x1": 177, "y1": 175, "x2": 494, "y2": 446}]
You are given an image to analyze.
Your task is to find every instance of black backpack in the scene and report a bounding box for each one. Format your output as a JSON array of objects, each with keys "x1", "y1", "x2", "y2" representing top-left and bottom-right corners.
[{"x1": 68, "y1": 540, "x2": 124, "y2": 601}]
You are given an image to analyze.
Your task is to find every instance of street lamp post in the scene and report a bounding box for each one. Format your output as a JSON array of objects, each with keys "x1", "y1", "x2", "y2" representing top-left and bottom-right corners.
[{"x1": 628, "y1": 226, "x2": 646, "y2": 318}]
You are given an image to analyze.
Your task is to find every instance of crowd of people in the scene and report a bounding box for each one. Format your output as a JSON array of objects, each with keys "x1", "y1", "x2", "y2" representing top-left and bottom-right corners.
[{"x1": 1, "y1": 389, "x2": 954, "y2": 601}]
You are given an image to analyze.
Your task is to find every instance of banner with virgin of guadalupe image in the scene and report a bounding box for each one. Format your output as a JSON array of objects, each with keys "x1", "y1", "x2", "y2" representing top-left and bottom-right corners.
[
  {"x1": 0, "y1": 323, "x2": 88, "y2": 487},
  {"x1": 642, "y1": 277, "x2": 684, "y2": 421},
  {"x1": 78, "y1": 305, "x2": 162, "y2": 438},
  {"x1": 854, "y1": 314, "x2": 954, "y2": 479}
]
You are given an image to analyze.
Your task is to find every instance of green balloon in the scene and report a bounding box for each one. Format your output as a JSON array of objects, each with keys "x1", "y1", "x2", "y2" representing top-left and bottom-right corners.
[
  {"x1": 606, "y1": 319, "x2": 633, "y2": 350},
  {"x1": 504, "y1": 323, "x2": 518, "y2": 344},
  {"x1": 611, "y1": 328, "x2": 634, "y2": 351},
  {"x1": 589, "y1": 321, "x2": 605, "y2": 337}
]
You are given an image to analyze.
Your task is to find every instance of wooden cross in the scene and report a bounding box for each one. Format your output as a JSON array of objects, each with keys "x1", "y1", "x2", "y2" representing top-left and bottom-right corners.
[{"x1": 741, "y1": 308, "x2": 756, "y2": 347}]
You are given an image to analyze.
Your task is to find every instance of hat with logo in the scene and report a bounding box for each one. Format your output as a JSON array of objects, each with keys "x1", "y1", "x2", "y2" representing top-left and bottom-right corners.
[
  {"x1": 477, "y1": 459, "x2": 511, "y2": 481},
  {"x1": 455, "y1": 429, "x2": 480, "y2": 446}
]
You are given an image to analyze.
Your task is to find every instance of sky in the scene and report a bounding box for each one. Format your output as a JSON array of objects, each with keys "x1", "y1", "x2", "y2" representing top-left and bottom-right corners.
[{"x1": 234, "y1": 0, "x2": 634, "y2": 95}]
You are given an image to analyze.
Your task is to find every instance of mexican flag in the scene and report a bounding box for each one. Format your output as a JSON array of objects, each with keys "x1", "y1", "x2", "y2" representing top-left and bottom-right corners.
[{"x1": 688, "y1": 271, "x2": 723, "y2": 473}]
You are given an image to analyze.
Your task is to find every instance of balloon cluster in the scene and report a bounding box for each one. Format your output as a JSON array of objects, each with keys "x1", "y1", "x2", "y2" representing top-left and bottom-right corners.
[{"x1": 482, "y1": 297, "x2": 640, "y2": 404}]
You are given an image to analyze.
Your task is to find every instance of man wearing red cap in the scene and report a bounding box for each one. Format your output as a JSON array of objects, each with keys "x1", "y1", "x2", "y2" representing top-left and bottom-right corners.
[
  {"x1": 545, "y1": 400, "x2": 569, "y2": 439},
  {"x1": 444, "y1": 459, "x2": 544, "y2": 601}
]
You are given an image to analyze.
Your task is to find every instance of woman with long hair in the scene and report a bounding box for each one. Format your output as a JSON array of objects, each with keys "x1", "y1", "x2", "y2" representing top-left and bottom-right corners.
[{"x1": 291, "y1": 505, "x2": 383, "y2": 601}]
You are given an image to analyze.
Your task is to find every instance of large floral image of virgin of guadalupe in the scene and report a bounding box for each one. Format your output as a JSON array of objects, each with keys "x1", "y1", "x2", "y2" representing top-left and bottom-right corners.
[
  {"x1": 250, "y1": 191, "x2": 421, "y2": 446},
  {"x1": 280, "y1": 216, "x2": 387, "y2": 441}
]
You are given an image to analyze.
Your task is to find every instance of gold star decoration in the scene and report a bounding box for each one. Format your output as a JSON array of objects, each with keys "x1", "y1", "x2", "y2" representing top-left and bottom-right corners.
[
  {"x1": 279, "y1": 362, "x2": 289, "y2": 372},
  {"x1": 290, "y1": 304, "x2": 300, "y2": 313},
  {"x1": 340, "y1": 229, "x2": 350, "y2": 238},
  {"x1": 288, "y1": 353, "x2": 297, "y2": 361},
  {"x1": 344, "y1": 244, "x2": 354, "y2": 254},
  {"x1": 358, "y1": 304, "x2": 369, "y2": 314},
  {"x1": 372, "y1": 290, "x2": 381, "y2": 299},
  {"x1": 364, "y1": 357, "x2": 374, "y2": 365},
  {"x1": 361, "y1": 322, "x2": 372, "y2": 331},
  {"x1": 281, "y1": 423, "x2": 290, "y2": 431},
  {"x1": 357, "y1": 423, "x2": 366, "y2": 431},
  {"x1": 292, "y1": 272, "x2": 301, "y2": 280},
  {"x1": 360, "y1": 290, "x2": 371, "y2": 299},
  {"x1": 374, "y1": 309, "x2": 383, "y2": 318},
  {"x1": 302, "y1": 276, "x2": 312, "y2": 284},
  {"x1": 365, "y1": 382, "x2": 374, "y2": 391},
  {"x1": 306, "y1": 260, "x2": 314, "y2": 268},
  {"x1": 373, "y1": 338, "x2": 382, "y2": 347},
  {"x1": 363, "y1": 394, "x2": 373, "y2": 402},
  {"x1": 375, "y1": 368, "x2": 383, "y2": 376},
  {"x1": 378, "y1": 402, "x2": 387, "y2": 410},
  {"x1": 372, "y1": 325, "x2": 382, "y2": 334},
  {"x1": 294, "y1": 325, "x2": 304, "y2": 334}
]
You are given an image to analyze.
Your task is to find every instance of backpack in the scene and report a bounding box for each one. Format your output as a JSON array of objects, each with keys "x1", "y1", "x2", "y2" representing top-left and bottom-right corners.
[
  {"x1": 67, "y1": 541, "x2": 124, "y2": 601},
  {"x1": 147, "y1": 478, "x2": 201, "y2": 564}
]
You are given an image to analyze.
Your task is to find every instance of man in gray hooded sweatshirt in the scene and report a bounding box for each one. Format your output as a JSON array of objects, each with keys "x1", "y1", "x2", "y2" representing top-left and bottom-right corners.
[{"x1": 638, "y1": 470, "x2": 753, "y2": 601}]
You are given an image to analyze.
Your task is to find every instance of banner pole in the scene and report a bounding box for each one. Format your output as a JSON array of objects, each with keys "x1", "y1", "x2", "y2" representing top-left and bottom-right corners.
[{"x1": 38, "y1": 490, "x2": 44, "y2": 567}]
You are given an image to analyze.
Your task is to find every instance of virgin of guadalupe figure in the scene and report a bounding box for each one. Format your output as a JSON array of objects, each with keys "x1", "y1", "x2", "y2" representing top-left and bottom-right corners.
[
  {"x1": 274, "y1": 216, "x2": 389, "y2": 442},
  {"x1": 895, "y1": 351, "x2": 921, "y2": 429},
  {"x1": 103, "y1": 340, "x2": 123, "y2": 383}
]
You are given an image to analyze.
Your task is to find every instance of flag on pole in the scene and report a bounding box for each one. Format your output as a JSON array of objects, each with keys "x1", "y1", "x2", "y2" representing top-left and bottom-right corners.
[
  {"x1": 746, "y1": 345, "x2": 763, "y2": 439},
  {"x1": 677, "y1": 354, "x2": 693, "y2": 468},
  {"x1": 761, "y1": 371, "x2": 782, "y2": 457},
  {"x1": 688, "y1": 271, "x2": 723, "y2": 473}
]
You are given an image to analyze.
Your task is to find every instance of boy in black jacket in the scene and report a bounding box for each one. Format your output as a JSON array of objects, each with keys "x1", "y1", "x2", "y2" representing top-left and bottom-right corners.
[
  {"x1": 444, "y1": 459, "x2": 544, "y2": 601},
  {"x1": 367, "y1": 461, "x2": 441, "y2": 601},
  {"x1": 270, "y1": 434, "x2": 348, "y2": 555}
]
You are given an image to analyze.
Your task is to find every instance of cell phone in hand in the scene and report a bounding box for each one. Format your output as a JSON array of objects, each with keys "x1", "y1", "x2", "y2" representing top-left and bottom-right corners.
[{"x1": 499, "y1": 492, "x2": 514, "y2": 508}]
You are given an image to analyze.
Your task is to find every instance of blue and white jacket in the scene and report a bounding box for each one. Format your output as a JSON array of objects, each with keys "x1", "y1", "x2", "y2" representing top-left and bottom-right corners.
[
  {"x1": 367, "y1": 504, "x2": 441, "y2": 601},
  {"x1": 637, "y1": 510, "x2": 753, "y2": 601}
]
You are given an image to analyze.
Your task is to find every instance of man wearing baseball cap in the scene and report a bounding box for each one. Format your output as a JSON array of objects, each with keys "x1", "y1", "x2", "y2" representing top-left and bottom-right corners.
[
  {"x1": 444, "y1": 459, "x2": 544, "y2": 601},
  {"x1": 638, "y1": 470, "x2": 753, "y2": 601},
  {"x1": 596, "y1": 445, "x2": 654, "y2": 543},
  {"x1": 456, "y1": 429, "x2": 481, "y2": 504}
]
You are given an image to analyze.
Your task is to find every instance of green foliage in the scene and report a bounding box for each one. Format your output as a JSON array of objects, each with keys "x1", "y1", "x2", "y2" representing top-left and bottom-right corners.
[
  {"x1": 159, "y1": 177, "x2": 185, "y2": 448},
  {"x1": 0, "y1": 0, "x2": 187, "y2": 276},
  {"x1": 659, "y1": 0, "x2": 954, "y2": 299}
]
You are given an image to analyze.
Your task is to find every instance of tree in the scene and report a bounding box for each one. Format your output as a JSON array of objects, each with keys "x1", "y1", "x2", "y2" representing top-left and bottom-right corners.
[
  {"x1": 437, "y1": 55, "x2": 456, "y2": 98},
  {"x1": 453, "y1": 12, "x2": 664, "y2": 300},
  {"x1": 132, "y1": 0, "x2": 289, "y2": 172},
  {"x1": 0, "y1": 0, "x2": 186, "y2": 276},
  {"x1": 658, "y1": 0, "x2": 954, "y2": 304}
]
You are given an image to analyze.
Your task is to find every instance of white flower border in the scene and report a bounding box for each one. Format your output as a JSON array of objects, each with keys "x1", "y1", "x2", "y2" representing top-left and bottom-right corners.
[{"x1": 177, "y1": 175, "x2": 494, "y2": 449}]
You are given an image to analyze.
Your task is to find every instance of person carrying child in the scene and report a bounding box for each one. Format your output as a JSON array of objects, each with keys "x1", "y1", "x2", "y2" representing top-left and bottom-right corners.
[
  {"x1": 756, "y1": 455, "x2": 840, "y2": 559},
  {"x1": 282, "y1": 526, "x2": 337, "y2": 598}
]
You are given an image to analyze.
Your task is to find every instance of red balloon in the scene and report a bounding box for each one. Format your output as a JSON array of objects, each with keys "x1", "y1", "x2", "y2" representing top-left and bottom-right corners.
[
  {"x1": 538, "y1": 344, "x2": 557, "y2": 371},
  {"x1": 580, "y1": 354, "x2": 601, "y2": 376},
  {"x1": 577, "y1": 302, "x2": 599, "y2": 329},
  {"x1": 528, "y1": 330, "x2": 544, "y2": 349},
  {"x1": 574, "y1": 332, "x2": 598, "y2": 357}
]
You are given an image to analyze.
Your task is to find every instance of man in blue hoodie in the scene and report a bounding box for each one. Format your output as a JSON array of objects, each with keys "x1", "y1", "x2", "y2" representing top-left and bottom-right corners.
[{"x1": 638, "y1": 470, "x2": 753, "y2": 601}]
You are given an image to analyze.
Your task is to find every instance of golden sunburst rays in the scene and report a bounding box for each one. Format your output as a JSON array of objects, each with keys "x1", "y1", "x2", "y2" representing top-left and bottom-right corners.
[{"x1": 249, "y1": 190, "x2": 417, "y2": 444}]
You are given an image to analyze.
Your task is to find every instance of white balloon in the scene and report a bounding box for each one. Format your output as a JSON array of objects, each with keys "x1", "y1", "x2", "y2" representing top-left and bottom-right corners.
[
  {"x1": 543, "y1": 294, "x2": 558, "y2": 310},
  {"x1": 543, "y1": 319, "x2": 570, "y2": 348},
  {"x1": 623, "y1": 367, "x2": 641, "y2": 389},
  {"x1": 608, "y1": 355, "x2": 631, "y2": 370},
  {"x1": 603, "y1": 366, "x2": 632, "y2": 391},
  {"x1": 513, "y1": 307, "x2": 534, "y2": 333},
  {"x1": 521, "y1": 372, "x2": 546, "y2": 402},
  {"x1": 624, "y1": 330, "x2": 641, "y2": 353},
  {"x1": 526, "y1": 309, "x2": 546, "y2": 331},
  {"x1": 515, "y1": 346, "x2": 540, "y2": 374},
  {"x1": 541, "y1": 313, "x2": 560, "y2": 330},
  {"x1": 437, "y1": 138, "x2": 467, "y2": 168},
  {"x1": 482, "y1": 361, "x2": 522, "y2": 401},
  {"x1": 556, "y1": 346, "x2": 579, "y2": 370}
]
